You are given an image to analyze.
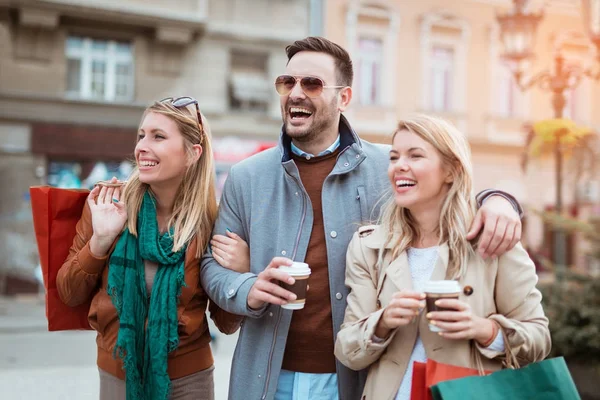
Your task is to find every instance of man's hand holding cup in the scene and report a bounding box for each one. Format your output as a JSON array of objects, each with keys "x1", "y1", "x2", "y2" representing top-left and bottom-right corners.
[{"x1": 247, "y1": 257, "x2": 295, "y2": 310}]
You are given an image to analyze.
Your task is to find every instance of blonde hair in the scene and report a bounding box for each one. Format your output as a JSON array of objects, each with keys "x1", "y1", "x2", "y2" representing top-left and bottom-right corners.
[
  {"x1": 377, "y1": 114, "x2": 477, "y2": 279},
  {"x1": 122, "y1": 100, "x2": 218, "y2": 258}
]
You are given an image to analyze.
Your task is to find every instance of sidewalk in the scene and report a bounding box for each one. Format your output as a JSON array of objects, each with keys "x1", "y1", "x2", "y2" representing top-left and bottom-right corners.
[
  {"x1": 0, "y1": 295, "x2": 236, "y2": 399},
  {"x1": 0, "y1": 295, "x2": 48, "y2": 333}
]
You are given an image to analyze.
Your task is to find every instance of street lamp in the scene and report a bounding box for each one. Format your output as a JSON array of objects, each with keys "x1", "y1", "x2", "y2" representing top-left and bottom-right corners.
[{"x1": 496, "y1": 0, "x2": 600, "y2": 268}]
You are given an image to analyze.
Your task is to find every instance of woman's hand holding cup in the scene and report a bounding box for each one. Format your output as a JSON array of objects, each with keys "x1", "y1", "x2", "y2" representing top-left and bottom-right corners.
[
  {"x1": 375, "y1": 290, "x2": 426, "y2": 339},
  {"x1": 426, "y1": 299, "x2": 495, "y2": 345},
  {"x1": 88, "y1": 177, "x2": 127, "y2": 257}
]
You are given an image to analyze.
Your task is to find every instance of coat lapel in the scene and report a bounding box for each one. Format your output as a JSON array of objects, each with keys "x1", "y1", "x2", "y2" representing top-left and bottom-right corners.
[
  {"x1": 384, "y1": 251, "x2": 414, "y2": 293},
  {"x1": 429, "y1": 243, "x2": 450, "y2": 281}
]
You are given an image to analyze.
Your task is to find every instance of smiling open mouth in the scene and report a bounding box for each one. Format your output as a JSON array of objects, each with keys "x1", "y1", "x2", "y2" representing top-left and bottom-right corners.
[
  {"x1": 396, "y1": 179, "x2": 417, "y2": 188},
  {"x1": 290, "y1": 107, "x2": 313, "y2": 120}
]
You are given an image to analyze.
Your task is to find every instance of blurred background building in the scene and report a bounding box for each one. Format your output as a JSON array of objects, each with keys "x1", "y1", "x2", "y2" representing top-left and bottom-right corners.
[
  {"x1": 325, "y1": 0, "x2": 600, "y2": 274},
  {"x1": 1, "y1": 1, "x2": 599, "y2": 398},
  {"x1": 0, "y1": 0, "x2": 599, "y2": 293},
  {"x1": 0, "y1": 0, "x2": 316, "y2": 293}
]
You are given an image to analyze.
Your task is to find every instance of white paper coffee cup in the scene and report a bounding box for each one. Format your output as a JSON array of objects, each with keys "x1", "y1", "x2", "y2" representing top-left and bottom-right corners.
[
  {"x1": 278, "y1": 262, "x2": 311, "y2": 310},
  {"x1": 424, "y1": 280, "x2": 461, "y2": 332}
]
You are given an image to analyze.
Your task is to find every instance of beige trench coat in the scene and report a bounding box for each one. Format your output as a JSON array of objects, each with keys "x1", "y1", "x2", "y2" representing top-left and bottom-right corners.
[{"x1": 334, "y1": 226, "x2": 551, "y2": 400}]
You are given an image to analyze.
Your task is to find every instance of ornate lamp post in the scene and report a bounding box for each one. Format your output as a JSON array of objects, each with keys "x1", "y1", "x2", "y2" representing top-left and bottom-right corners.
[{"x1": 496, "y1": 0, "x2": 600, "y2": 267}]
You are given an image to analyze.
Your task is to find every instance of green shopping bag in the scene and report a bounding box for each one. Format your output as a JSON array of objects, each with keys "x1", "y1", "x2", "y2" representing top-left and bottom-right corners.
[{"x1": 431, "y1": 357, "x2": 580, "y2": 400}]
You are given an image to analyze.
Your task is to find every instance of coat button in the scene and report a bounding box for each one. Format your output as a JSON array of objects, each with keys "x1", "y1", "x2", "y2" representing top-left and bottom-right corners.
[
  {"x1": 330, "y1": 231, "x2": 337, "y2": 238},
  {"x1": 281, "y1": 250, "x2": 287, "y2": 256},
  {"x1": 228, "y1": 289, "x2": 235, "y2": 296},
  {"x1": 269, "y1": 312, "x2": 273, "y2": 317},
  {"x1": 336, "y1": 292, "x2": 343, "y2": 300},
  {"x1": 344, "y1": 162, "x2": 350, "y2": 167},
  {"x1": 463, "y1": 286, "x2": 474, "y2": 296}
]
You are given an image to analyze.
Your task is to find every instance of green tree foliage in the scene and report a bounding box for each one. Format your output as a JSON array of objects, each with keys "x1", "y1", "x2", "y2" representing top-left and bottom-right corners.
[{"x1": 537, "y1": 213, "x2": 600, "y2": 365}]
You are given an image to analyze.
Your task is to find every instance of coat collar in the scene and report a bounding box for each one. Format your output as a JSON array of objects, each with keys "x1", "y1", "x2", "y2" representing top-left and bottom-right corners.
[
  {"x1": 361, "y1": 225, "x2": 394, "y2": 249},
  {"x1": 362, "y1": 225, "x2": 452, "y2": 290}
]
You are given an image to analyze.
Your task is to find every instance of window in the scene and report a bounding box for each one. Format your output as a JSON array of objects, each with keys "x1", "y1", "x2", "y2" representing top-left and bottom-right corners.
[
  {"x1": 66, "y1": 36, "x2": 134, "y2": 101},
  {"x1": 553, "y1": 31, "x2": 594, "y2": 124},
  {"x1": 344, "y1": 3, "x2": 399, "y2": 133},
  {"x1": 430, "y1": 46, "x2": 454, "y2": 112},
  {"x1": 497, "y1": 61, "x2": 519, "y2": 117},
  {"x1": 357, "y1": 37, "x2": 383, "y2": 106},
  {"x1": 488, "y1": 23, "x2": 528, "y2": 122},
  {"x1": 564, "y1": 86, "x2": 578, "y2": 120},
  {"x1": 560, "y1": 61, "x2": 591, "y2": 123},
  {"x1": 563, "y1": 60, "x2": 583, "y2": 121},
  {"x1": 229, "y1": 50, "x2": 270, "y2": 113},
  {"x1": 499, "y1": 63, "x2": 519, "y2": 117},
  {"x1": 420, "y1": 13, "x2": 469, "y2": 114}
]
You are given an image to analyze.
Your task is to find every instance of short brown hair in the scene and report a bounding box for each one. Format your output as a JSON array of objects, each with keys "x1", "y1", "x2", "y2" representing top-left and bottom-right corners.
[{"x1": 285, "y1": 36, "x2": 353, "y2": 87}]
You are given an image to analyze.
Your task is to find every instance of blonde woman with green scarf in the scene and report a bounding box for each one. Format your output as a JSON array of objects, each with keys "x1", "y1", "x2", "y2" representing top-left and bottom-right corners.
[{"x1": 57, "y1": 98, "x2": 249, "y2": 400}]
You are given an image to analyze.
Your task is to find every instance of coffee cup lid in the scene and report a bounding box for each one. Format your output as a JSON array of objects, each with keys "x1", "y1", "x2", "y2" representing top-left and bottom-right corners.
[
  {"x1": 424, "y1": 280, "x2": 461, "y2": 294},
  {"x1": 278, "y1": 262, "x2": 311, "y2": 276}
]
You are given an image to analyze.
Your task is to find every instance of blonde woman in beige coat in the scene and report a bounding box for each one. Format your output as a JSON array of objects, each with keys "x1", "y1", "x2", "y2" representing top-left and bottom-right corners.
[{"x1": 334, "y1": 115, "x2": 551, "y2": 400}]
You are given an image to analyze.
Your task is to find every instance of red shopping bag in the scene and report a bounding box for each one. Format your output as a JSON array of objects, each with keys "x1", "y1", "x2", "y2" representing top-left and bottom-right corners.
[
  {"x1": 411, "y1": 361, "x2": 428, "y2": 400},
  {"x1": 30, "y1": 186, "x2": 92, "y2": 331},
  {"x1": 410, "y1": 359, "x2": 491, "y2": 400}
]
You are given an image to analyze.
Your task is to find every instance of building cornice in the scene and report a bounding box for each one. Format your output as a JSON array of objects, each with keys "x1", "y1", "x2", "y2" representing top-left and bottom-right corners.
[
  {"x1": 0, "y1": 90, "x2": 282, "y2": 139},
  {"x1": 2, "y1": 0, "x2": 207, "y2": 31},
  {"x1": 468, "y1": 0, "x2": 581, "y2": 16},
  {"x1": 205, "y1": 23, "x2": 305, "y2": 45},
  {"x1": 0, "y1": 90, "x2": 147, "y2": 128}
]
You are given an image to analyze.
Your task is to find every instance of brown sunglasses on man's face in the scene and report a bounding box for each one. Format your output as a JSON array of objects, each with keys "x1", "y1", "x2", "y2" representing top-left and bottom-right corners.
[
  {"x1": 160, "y1": 96, "x2": 204, "y2": 143},
  {"x1": 274, "y1": 75, "x2": 345, "y2": 98}
]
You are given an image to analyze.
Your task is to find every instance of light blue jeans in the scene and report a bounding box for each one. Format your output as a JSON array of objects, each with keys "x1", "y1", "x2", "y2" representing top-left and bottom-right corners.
[{"x1": 274, "y1": 369, "x2": 339, "y2": 400}]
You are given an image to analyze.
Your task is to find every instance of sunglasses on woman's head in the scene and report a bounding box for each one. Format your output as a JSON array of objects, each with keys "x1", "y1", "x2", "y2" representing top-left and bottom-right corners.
[
  {"x1": 274, "y1": 75, "x2": 345, "y2": 98},
  {"x1": 159, "y1": 96, "x2": 204, "y2": 143}
]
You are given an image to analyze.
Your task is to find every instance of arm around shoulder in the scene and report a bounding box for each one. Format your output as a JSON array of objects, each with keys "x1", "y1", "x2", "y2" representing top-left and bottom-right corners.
[
  {"x1": 56, "y1": 202, "x2": 108, "y2": 307},
  {"x1": 478, "y1": 242, "x2": 551, "y2": 364},
  {"x1": 335, "y1": 231, "x2": 396, "y2": 371}
]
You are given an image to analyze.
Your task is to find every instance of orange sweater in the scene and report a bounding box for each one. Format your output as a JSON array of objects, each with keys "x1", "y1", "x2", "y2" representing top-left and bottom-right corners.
[{"x1": 56, "y1": 202, "x2": 242, "y2": 380}]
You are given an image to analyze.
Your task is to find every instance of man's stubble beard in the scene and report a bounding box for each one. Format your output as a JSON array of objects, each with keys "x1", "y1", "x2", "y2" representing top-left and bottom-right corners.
[{"x1": 284, "y1": 98, "x2": 339, "y2": 145}]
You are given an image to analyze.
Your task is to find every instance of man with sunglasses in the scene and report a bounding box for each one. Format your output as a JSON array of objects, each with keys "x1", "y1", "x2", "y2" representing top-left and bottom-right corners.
[{"x1": 201, "y1": 37, "x2": 523, "y2": 400}]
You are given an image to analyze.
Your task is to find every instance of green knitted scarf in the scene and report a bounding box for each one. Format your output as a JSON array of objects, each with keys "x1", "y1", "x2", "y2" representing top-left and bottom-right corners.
[{"x1": 107, "y1": 191, "x2": 186, "y2": 400}]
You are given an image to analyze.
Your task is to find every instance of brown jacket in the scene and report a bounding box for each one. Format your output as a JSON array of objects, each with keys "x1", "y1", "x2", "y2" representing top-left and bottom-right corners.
[
  {"x1": 57, "y1": 202, "x2": 242, "y2": 380},
  {"x1": 334, "y1": 226, "x2": 551, "y2": 400}
]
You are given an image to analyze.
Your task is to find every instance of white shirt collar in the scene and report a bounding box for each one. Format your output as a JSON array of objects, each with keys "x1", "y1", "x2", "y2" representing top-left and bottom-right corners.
[{"x1": 290, "y1": 135, "x2": 341, "y2": 160}]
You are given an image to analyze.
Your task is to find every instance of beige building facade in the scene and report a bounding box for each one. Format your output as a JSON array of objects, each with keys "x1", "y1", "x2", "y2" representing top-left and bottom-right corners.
[
  {"x1": 324, "y1": 0, "x2": 600, "y2": 270},
  {"x1": 0, "y1": 0, "x2": 316, "y2": 291},
  {"x1": 1, "y1": 0, "x2": 598, "y2": 288}
]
